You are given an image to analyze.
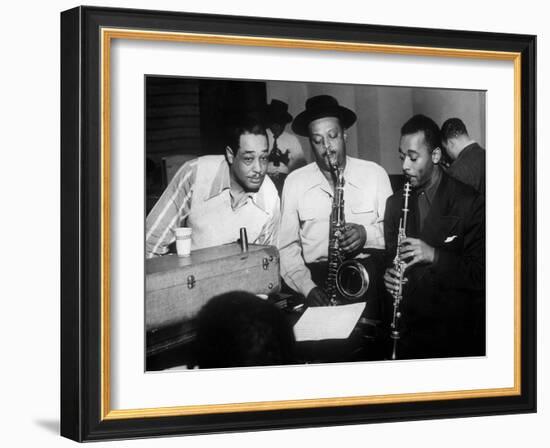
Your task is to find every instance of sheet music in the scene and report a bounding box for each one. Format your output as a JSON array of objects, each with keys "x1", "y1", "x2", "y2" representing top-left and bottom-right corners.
[{"x1": 293, "y1": 302, "x2": 366, "y2": 342}]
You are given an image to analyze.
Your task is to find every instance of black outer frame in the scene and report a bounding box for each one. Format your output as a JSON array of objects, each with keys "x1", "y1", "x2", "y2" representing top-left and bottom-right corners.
[{"x1": 60, "y1": 5, "x2": 536, "y2": 442}]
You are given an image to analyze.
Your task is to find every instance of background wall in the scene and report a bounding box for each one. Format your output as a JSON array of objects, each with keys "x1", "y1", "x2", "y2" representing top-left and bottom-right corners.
[
  {"x1": 267, "y1": 81, "x2": 485, "y2": 172},
  {"x1": 146, "y1": 77, "x2": 484, "y2": 182},
  {"x1": 0, "y1": 1, "x2": 546, "y2": 447}
]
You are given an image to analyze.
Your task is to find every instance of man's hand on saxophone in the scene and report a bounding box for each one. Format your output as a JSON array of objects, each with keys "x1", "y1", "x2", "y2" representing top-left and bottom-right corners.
[
  {"x1": 305, "y1": 286, "x2": 332, "y2": 307},
  {"x1": 339, "y1": 223, "x2": 367, "y2": 255}
]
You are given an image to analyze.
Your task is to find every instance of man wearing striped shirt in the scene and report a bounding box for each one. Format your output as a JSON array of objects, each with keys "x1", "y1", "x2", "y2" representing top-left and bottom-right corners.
[{"x1": 146, "y1": 118, "x2": 280, "y2": 258}]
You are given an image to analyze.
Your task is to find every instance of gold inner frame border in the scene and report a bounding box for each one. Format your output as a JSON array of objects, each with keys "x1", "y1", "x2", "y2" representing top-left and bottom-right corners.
[{"x1": 99, "y1": 27, "x2": 522, "y2": 420}]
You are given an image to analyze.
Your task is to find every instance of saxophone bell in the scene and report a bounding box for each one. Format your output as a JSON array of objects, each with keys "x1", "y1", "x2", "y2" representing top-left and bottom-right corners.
[{"x1": 336, "y1": 259, "x2": 370, "y2": 299}]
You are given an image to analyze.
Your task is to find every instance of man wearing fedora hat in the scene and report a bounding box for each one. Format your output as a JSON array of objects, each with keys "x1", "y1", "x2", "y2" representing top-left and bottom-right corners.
[
  {"x1": 279, "y1": 95, "x2": 392, "y2": 306},
  {"x1": 264, "y1": 99, "x2": 306, "y2": 194}
]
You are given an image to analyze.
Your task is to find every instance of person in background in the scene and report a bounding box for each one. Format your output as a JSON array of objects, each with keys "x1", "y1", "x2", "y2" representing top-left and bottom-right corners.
[
  {"x1": 383, "y1": 114, "x2": 485, "y2": 359},
  {"x1": 441, "y1": 117, "x2": 486, "y2": 194},
  {"x1": 145, "y1": 115, "x2": 279, "y2": 258},
  {"x1": 264, "y1": 99, "x2": 306, "y2": 194},
  {"x1": 279, "y1": 95, "x2": 392, "y2": 306}
]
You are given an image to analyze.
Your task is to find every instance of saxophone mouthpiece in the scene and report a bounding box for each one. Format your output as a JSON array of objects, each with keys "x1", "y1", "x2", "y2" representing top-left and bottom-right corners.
[{"x1": 326, "y1": 153, "x2": 339, "y2": 170}]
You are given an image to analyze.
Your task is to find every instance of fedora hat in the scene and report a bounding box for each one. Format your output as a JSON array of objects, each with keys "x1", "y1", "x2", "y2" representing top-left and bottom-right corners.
[
  {"x1": 292, "y1": 95, "x2": 356, "y2": 136},
  {"x1": 265, "y1": 99, "x2": 293, "y2": 124}
]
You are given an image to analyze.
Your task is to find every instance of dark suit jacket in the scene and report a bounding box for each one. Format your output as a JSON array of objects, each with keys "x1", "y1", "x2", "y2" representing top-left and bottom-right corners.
[
  {"x1": 447, "y1": 142, "x2": 485, "y2": 194},
  {"x1": 384, "y1": 171, "x2": 485, "y2": 358}
]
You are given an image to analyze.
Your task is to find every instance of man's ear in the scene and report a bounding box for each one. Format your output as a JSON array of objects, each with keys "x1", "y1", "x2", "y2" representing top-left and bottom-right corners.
[
  {"x1": 343, "y1": 130, "x2": 348, "y2": 141},
  {"x1": 432, "y1": 147, "x2": 442, "y2": 164},
  {"x1": 225, "y1": 146, "x2": 235, "y2": 165}
]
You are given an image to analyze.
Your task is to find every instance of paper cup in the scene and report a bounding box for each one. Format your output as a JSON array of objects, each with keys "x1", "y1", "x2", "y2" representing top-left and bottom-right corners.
[{"x1": 174, "y1": 227, "x2": 192, "y2": 257}]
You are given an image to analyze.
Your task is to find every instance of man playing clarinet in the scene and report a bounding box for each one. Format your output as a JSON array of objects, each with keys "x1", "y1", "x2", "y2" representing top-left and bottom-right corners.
[{"x1": 383, "y1": 114, "x2": 486, "y2": 359}]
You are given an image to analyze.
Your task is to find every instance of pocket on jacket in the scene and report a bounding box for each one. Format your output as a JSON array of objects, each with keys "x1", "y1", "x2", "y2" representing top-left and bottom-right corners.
[
  {"x1": 349, "y1": 205, "x2": 375, "y2": 225},
  {"x1": 351, "y1": 205, "x2": 374, "y2": 215}
]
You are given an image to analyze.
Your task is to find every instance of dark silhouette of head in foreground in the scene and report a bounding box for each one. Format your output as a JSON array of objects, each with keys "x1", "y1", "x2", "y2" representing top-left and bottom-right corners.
[{"x1": 195, "y1": 291, "x2": 295, "y2": 369}]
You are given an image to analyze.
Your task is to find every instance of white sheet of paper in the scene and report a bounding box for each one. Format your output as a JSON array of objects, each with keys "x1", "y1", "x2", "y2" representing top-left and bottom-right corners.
[{"x1": 293, "y1": 302, "x2": 366, "y2": 342}]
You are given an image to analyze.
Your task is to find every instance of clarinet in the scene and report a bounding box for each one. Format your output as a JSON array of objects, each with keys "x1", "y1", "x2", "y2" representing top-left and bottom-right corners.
[{"x1": 390, "y1": 182, "x2": 411, "y2": 360}]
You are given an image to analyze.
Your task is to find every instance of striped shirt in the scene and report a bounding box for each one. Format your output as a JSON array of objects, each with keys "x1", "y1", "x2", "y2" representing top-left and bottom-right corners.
[{"x1": 145, "y1": 155, "x2": 280, "y2": 258}]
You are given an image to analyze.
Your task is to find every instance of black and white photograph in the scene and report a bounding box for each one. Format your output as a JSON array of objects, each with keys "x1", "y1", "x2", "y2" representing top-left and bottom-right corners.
[
  {"x1": 55, "y1": 3, "x2": 538, "y2": 443},
  {"x1": 144, "y1": 77, "x2": 486, "y2": 371}
]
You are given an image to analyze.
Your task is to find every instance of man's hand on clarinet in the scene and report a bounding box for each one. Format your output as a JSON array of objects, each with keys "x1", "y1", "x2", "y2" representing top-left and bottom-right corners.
[
  {"x1": 399, "y1": 237, "x2": 435, "y2": 269},
  {"x1": 384, "y1": 267, "x2": 408, "y2": 295}
]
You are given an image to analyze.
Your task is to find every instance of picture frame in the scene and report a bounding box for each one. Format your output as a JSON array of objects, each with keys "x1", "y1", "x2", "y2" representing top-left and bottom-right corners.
[{"x1": 60, "y1": 5, "x2": 536, "y2": 442}]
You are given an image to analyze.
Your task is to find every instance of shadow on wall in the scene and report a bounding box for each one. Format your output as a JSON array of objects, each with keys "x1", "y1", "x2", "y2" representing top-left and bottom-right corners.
[{"x1": 33, "y1": 419, "x2": 59, "y2": 435}]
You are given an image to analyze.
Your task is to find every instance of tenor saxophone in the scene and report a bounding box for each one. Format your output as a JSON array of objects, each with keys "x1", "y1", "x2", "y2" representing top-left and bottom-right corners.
[
  {"x1": 390, "y1": 182, "x2": 412, "y2": 360},
  {"x1": 324, "y1": 158, "x2": 370, "y2": 305}
]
